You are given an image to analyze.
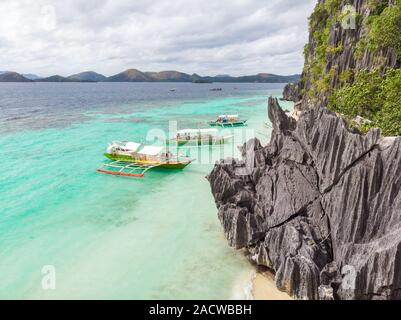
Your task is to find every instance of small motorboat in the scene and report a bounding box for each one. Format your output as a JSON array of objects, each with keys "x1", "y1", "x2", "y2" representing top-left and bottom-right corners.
[
  {"x1": 209, "y1": 115, "x2": 247, "y2": 128},
  {"x1": 169, "y1": 128, "x2": 233, "y2": 146},
  {"x1": 97, "y1": 141, "x2": 192, "y2": 178}
]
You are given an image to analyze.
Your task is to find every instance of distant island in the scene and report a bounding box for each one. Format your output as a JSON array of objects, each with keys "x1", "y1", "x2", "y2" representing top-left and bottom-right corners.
[
  {"x1": 0, "y1": 72, "x2": 33, "y2": 82},
  {"x1": 0, "y1": 69, "x2": 300, "y2": 83}
]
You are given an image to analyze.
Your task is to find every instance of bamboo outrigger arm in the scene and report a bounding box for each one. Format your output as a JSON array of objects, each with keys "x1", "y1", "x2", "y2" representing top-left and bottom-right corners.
[{"x1": 96, "y1": 161, "x2": 161, "y2": 178}]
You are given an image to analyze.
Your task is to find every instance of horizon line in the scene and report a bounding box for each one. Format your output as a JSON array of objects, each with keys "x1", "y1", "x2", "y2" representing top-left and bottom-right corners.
[{"x1": 0, "y1": 68, "x2": 302, "y2": 79}]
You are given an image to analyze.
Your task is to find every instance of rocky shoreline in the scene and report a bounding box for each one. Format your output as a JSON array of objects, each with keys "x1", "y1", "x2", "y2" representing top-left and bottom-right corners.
[{"x1": 208, "y1": 97, "x2": 401, "y2": 300}]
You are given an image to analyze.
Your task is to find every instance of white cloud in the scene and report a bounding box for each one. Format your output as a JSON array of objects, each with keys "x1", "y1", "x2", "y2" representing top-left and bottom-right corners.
[{"x1": 0, "y1": 0, "x2": 317, "y2": 76}]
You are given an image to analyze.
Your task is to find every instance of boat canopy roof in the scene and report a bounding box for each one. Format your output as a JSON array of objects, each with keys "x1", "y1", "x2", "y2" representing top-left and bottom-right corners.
[
  {"x1": 218, "y1": 114, "x2": 239, "y2": 119},
  {"x1": 177, "y1": 128, "x2": 219, "y2": 136},
  {"x1": 111, "y1": 141, "x2": 142, "y2": 152},
  {"x1": 137, "y1": 145, "x2": 164, "y2": 156},
  {"x1": 111, "y1": 142, "x2": 164, "y2": 156},
  {"x1": 124, "y1": 142, "x2": 142, "y2": 152}
]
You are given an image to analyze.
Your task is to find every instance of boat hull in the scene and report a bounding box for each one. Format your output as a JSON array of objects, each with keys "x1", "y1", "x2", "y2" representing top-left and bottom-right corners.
[
  {"x1": 169, "y1": 136, "x2": 232, "y2": 146},
  {"x1": 104, "y1": 153, "x2": 191, "y2": 169},
  {"x1": 209, "y1": 121, "x2": 247, "y2": 128}
]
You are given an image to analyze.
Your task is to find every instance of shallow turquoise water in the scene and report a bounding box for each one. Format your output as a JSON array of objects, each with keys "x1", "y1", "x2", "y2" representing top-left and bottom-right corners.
[{"x1": 0, "y1": 83, "x2": 292, "y2": 299}]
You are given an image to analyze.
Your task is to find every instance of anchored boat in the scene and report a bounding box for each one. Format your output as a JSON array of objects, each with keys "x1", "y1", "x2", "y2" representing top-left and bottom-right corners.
[
  {"x1": 209, "y1": 115, "x2": 247, "y2": 128},
  {"x1": 97, "y1": 141, "x2": 192, "y2": 178},
  {"x1": 170, "y1": 128, "x2": 233, "y2": 146}
]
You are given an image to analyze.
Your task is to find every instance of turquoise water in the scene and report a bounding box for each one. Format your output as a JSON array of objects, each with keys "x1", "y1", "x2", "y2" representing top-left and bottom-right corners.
[{"x1": 0, "y1": 83, "x2": 293, "y2": 299}]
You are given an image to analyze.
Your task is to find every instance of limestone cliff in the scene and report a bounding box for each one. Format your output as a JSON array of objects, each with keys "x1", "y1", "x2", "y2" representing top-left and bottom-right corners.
[
  {"x1": 282, "y1": 82, "x2": 302, "y2": 102},
  {"x1": 286, "y1": 0, "x2": 400, "y2": 111},
  {"x1": 208, "y1": 98, "x2": 401, "y2": 300},
  {"x1": 208, "y1": 0, "x2": 401, "y2": 300}
]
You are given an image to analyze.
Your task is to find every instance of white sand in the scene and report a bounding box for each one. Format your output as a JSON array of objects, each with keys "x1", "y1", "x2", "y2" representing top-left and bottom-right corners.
[{"x1": 252, "y1": 272, "x2": 292, "y2": 300}]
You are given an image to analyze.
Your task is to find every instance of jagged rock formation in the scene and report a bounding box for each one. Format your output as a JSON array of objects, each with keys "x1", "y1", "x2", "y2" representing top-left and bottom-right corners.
[
  {"x1": 208, "y1": 0, "x2": 401, "y2": 301},
  {"x1": 283, "y1": 81, "x2": 302, "y2": 102},
  {"x1": 208, "y1": 97, "x2": 401, "y2": 300},
  {"x1": 282, "y1": 82, "x2": 302, "y2": 102}
]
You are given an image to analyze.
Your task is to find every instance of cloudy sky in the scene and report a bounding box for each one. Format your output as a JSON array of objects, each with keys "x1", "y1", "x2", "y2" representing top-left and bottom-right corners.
[{"x1": 0, "y1": 0, "x2": 317, "y2": 77}]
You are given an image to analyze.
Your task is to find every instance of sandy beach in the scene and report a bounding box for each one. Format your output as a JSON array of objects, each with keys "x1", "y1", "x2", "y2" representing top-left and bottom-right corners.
[{"x1": 252, "y1": 271, "x2": 292, "y2": 300}]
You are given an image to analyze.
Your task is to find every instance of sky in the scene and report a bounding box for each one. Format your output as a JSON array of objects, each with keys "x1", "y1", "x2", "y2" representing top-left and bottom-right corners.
[{"x1": 0, "y1": 0, "x2": 317, "y2": 77}]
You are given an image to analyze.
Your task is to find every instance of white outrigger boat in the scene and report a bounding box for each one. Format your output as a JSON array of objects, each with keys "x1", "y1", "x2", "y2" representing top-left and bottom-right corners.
[
  {"x1": 97, "y1": 141, "x2": 192, "y2": 178},
  {"x1": 209, "y1": 115, "x2": 247, "y2": 127},
  {"x1": 170, "y1": 128, "x2": 233, "y2": 146}
]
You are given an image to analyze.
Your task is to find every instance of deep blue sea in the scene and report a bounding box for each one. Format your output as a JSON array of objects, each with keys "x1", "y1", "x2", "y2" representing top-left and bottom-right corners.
[{"x1": 0, "y1": 82, "x2": 292, "y2": 299}]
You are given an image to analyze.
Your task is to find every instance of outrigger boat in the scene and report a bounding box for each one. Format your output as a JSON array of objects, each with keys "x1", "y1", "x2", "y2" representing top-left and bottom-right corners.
[
  {"x1": 169, "y1": 128, "x2": 233, "y2": 146},
  {"x1": 97, "y1": 141, "x2": 192, "y2": 178},
  {"x1": 209, "y1": 115, "x2": 247, "y2": 128}
]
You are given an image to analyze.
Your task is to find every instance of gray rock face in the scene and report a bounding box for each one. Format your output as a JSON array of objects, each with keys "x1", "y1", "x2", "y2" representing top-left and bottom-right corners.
[
  {"x1": 282, "y1": 82, "x2": 302, "y2": 102},
  {"x1": 207, "y1": 97, "x2": 401, "y2": 300}
]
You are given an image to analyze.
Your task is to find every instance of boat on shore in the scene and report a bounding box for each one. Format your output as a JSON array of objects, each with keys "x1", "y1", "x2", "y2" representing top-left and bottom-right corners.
[
  {"x1": 169, "y1": 128, "x2": 233, "y2": 146},
  {"x1": 97, "y1": 141, "x2": 192, "y2": 177},
  {"x1": 209, "y1": 115, "x2": 247, "y2": 128}
]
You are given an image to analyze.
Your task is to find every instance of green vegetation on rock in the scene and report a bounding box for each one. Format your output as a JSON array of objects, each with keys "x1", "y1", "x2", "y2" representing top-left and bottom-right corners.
[
  {"x1": 329, "y1": 69, "x2": 401, "y2": 136},
  {"x1": 304, "y1": 0, "x2": 342, "y2": 99},
  {"x1": 303, "y1": 0, "x2": 401, "y2": 137},
  {"x1": 369, "y1": 3, "x2": 401, "y2": 58},
  {"x1": 375, "y1": 70, "x2": 401, "y2": 136}
]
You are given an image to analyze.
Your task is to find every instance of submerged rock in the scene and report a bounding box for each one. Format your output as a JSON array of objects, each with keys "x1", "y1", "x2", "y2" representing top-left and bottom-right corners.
[{"x1": 207, "y1": 97, "x2": 401, "y2": 300}]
